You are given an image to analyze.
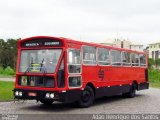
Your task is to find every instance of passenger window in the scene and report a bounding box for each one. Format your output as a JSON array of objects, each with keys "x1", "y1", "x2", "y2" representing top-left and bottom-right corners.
[
  {"x1": 83, "y1": 46, "x2": 96, "y2": 65},
  {"x1": 98, "y1": 48, "x2": 110, "y2": 65},
  {"x1": 69, "y1": 76, "x2": 82, "y2": 88},
  {"x1": 68, "y1": 49, "x2": 81, "y2": 73},
  {"x1": 139, "y1": 54, "x2": 146, "y2": 67},
  {"x1": 121, "y1": 52, "x2": 131, "y2": 66},
  {"x1": 111, "y1": 50, "x2": 121, "y2": 66},
  {"x1": 131, "y1": 53, "x2": 139, "y2": 66}
]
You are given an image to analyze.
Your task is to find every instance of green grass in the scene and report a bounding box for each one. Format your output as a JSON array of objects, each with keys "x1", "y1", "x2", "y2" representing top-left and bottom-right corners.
[
  {"x1": 149, "y1": 69, "x2": 160, "y2": 88},
  {"x1": 0, "y1": 66, "x2": 15, "y2": 76},
  {"x1": 150, "y1": 81, "x2": 160, "y2": 88},
  {"x1": 0, "y1": 81, "x2": 14, "y2": 101}
]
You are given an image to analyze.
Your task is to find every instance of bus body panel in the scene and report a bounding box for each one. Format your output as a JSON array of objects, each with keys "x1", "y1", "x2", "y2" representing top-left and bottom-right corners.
[{"x1": 14, "y1": 36, "x2": 149, "y2": 103}]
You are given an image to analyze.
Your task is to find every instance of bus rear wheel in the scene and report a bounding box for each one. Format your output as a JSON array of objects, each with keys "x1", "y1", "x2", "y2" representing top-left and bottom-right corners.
[
  {"x1": 123, "y1": 83, "x2": 137, "y2": 98},
  {"x1": 40, "y1": 100, "x2": 54, "y2": 105},
  {"x1": 78, "y1": 86, "x2": 94, "y2": 108}
]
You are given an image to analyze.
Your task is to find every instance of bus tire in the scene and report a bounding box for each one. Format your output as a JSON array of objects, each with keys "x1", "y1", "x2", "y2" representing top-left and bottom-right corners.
[
  {"x1": 123, "y1": 83, "x2": 136, "y2": 98},
  {"x1": 78, "y1": 86, "x2": 94, "y2": 108},
  {"x1": 40, "y1": 100, "x2": 53, "y2": 105}
]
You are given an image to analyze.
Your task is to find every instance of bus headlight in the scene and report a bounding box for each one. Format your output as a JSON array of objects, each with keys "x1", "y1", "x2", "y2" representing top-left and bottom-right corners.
[
  {"x1": 45, "y1": 93, "x2": 50, "y2": 98},
  {"x1": 45, "y1": 93, "x2": 54, "y2": 99},
  {"x1": 15, "y1": 91, "x2": 19, "y2": 96},
  {"x1": 50, "y1": 93, "x2": 54, "y2": 98},
  {"x1": 19, "y1": 91, "x2": 23, "y2": 96}
]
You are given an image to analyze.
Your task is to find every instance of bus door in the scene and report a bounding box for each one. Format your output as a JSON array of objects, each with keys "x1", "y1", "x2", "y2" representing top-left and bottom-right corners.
[{"x1": 67, "y1": 48, "x2": 82, "y2": 88}]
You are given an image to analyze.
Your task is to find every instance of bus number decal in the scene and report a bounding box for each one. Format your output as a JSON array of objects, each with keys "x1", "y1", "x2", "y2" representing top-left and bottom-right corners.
[{"x1": 98, "y1": 69, "x2": 104, "y2": 80}]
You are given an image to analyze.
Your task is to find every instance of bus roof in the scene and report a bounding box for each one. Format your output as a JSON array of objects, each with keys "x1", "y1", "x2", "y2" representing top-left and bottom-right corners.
[{"x1": 19, "y1": 36, "x2": 146, "y2": 54}]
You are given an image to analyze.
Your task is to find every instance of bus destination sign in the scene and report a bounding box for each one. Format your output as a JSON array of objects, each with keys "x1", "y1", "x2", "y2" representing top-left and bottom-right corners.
[{"x1": 21, "y1": 38, "x2": 63, "y2": 48}]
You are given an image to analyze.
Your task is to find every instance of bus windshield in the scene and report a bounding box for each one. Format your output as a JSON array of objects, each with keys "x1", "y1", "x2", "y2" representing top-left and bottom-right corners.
[{"x1": 19, "y1": 49, "x2": 62, "y2": 73}]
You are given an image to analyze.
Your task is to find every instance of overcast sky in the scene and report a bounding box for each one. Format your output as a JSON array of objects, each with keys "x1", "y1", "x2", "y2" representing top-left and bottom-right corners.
[{"x1": 0, "y1": 0, "x2": 160, "y2": 45}]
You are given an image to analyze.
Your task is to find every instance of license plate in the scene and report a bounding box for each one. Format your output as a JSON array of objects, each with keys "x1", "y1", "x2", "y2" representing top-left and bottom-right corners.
[{"x1": 28, "y1": 92, "x2": 37, "y2": 97}]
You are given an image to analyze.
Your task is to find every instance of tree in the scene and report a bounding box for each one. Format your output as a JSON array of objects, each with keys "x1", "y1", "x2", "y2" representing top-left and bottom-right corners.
[
  {"x1": 148, "y1": 58, "x2": 154, "y2": 69},
  {"x1": 0, "y1": 38, "x2": 18, "y2": 69},
  {"x1": 0, "y1": 39, "x2": 5, "y2": 67}
]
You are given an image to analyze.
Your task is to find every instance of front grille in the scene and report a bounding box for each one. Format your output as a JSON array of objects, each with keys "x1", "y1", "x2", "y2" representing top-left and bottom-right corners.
[{"x1": 18, "y1": 76, "x2": 54, "y2": 88}]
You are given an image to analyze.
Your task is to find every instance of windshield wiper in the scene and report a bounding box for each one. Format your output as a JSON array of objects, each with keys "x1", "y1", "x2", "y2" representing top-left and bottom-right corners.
[
  {"x1": 40, "y1": 58, "x2": 47, "y2": 74},
  {"x1": 40, "y1": 58, "x2": 44, "y2": 72},
  {"x1": 23, "y1": 57, "x2": 33, "y2": 75}
]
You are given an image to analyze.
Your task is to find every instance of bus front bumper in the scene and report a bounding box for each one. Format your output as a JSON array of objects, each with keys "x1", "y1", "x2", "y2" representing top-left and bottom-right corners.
[{"x1": 13, "y1": 89, "x2": 82, "y2": 103}]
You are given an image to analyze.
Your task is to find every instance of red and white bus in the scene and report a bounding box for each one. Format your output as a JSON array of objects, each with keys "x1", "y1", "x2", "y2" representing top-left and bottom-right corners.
[{"x1": 14, "y1": 36, "x2": 149, "y2": 107}]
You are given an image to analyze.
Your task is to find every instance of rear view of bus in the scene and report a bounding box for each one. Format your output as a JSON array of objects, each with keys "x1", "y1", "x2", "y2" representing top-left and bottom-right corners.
[{"x1": 14, "y1": 36, "x2": 66, "y2": 105}]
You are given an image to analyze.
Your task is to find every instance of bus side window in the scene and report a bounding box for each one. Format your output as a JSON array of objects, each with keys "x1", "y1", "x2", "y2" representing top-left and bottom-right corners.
[
  {"x1": 69, "y1": 76, "x2": 82, "y2": 88},
  {"x1": 83, "y1": 46, "x2": 96, "y2": 65},
  {"x1": 139, "y1": 54, "x2": 146, "y2": 67},
  {"x1": 98, "y1": 48, "x2": 110, "y2": 65},
  {"x1": 68, "y1": 49, "x2": 81, "y2": 73},
  {"x1": 111, "y1": 50, "x2": 121, "y2": 66},
  {"x1": 131, "y1": 53, "x2": 139, "y2": 66},
  {"x1": 121, "y1": 52, "x2": 131, "y2": 66},
  {"x1": 57, "y1": 59, "x2": 65, "y2": 88}
]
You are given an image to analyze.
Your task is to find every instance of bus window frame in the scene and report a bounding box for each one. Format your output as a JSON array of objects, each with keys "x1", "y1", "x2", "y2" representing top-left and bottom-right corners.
[
  {"x1": 18, "y1": 48, "x2": 64, "y2": 74},
  {"x1": 139, "y1": 54, "x2": 147, "y2": 68},
  {"x1": 68, "y1": 75, "x2": 82, "y2": 89},
  {"x1": 82, "y1": 45, "x2": 97, "y2": 66},
  {"x1": 111, "y1": 49, "x2": 122, "y2": 66},
  {"x1": 67, "y1": 48, "x2": 82, "y2": 75},
  {"x1": 121, "y1": 51, "x2": 131, "y2": 67},
  {"x1": 131, "y1": 53, "x2": 140, "y2": 67},
  {"x1": 97, "y1": 47, "x2": 111, "y2": 66}
]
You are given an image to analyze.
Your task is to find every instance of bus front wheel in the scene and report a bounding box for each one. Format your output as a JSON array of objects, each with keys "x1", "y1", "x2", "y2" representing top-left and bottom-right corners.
[{"x1": 78, "y1": 86, "x2": 95, "y2": 108}]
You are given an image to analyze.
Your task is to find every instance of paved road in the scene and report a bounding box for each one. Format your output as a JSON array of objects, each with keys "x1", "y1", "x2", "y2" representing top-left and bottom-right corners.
[
  {"x1": 0, "y1": 77, "x2": 15, "y2": 82},
  {"x1": 0, "y1": 88, "x2": 160, "y2": 115}
]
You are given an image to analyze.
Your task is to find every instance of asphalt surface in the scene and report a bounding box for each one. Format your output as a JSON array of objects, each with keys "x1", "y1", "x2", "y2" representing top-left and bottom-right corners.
[
  {"x1": 0, "y1": 77, "x2": 15, "y2": 82},
  {"x1": 0, "y1": 88, "x2": 160, "y2": 115}
]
